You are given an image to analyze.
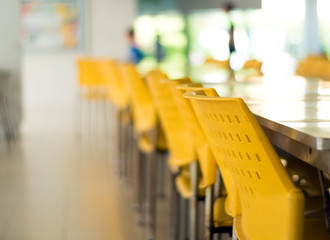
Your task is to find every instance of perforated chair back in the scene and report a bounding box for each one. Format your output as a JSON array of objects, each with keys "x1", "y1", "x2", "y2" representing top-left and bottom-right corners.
[
  {"x1": 184, "y1": 87, "x2": 240, "y2": 217},
  {"x1": 145, "y1": 70, "x2": 196, "y2": 167},
  {"x1": 184, "y1": 90, "x2": 305, "y2": 240},
  {"x1": 164, "y1": 81, "x2": 217, "y2": 186}
]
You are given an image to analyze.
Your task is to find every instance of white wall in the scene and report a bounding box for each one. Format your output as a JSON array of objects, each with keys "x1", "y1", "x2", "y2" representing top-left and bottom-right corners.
[
  {"x1": 90, "y1": 0, "x2": 136, "y2": 59},
  {"x1": 23, "y1": 0, "x2": 136, "y2": 110},
  {"x1": 23, "y1": 54, "x2": 78, "y2": 109}
]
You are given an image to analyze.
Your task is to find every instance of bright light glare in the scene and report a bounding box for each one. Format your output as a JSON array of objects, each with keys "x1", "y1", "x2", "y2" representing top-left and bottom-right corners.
[
  {"x1": 189, "y1": 51, "x2": 206, "y2": 66},
  {"x1": 262, "y1": 0, "x2": 305, "y2": 21},
  {"x1": 134, "y1": 15, "x2": 156, "y2": 45},
  {"x1": 161, "y1": 32, "x2": 187, "y2": 47},
  {"x1": 199, "y1": 27, "x2": 229, "y2": 60},
  {"x1": 156, "y1": 14, "x2": 185, "y2": 33},
  {"x1": 318, "y1": 0, "x2": 330, "y2": 17}
]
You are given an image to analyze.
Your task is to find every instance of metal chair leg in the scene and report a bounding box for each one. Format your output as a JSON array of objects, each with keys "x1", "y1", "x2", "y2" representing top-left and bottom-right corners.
[
  {"x1": 190, "y1": 161, "x2": 199, "y2": 240},
  {"x1": 157, "y1": 150, "x2": 167, "y2": 199},
  {"x1": 212, "y1": 170, "x2": 233, "y2": 239},
  {"x1": 138, "y1": 151, "x2": 147, "y2": 225},
  {"x1": 123, "y1": 120, "x2": 130, "y2": 182},
  {"x1": 132, "y1": 135, "x2": 147, "y2": 225},
  {"x1": 182, "y1": 198, "x2": 190, "y2": 240},
  {"x1": 145, "y1": 150, "x2": 158, "y2": 240},
  {"x1": 205, "y1": 185, "x2": 214, "y2": 240},
  {"x1": 127, "y1": 122, "x2": 135, "y2": 186},
  {"x1": 232, "y1": 222, "x2": 238, "y2": 240},
  {"x1": 170, "y1": 172, "x2": 181, "y2": 240},
  {"x1": 117, "y1": 109, "x2": 122, "y2": 177},
  {"x1": 132, "y1": 138, "x2": 140, "y2": 212}
]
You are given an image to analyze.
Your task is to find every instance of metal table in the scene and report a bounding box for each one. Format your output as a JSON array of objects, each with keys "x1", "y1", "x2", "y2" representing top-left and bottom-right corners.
[
  {"x1": 196, "y1": 75, "x2": 330, "y2": 234},
  {"x1": 197, "y1": 76, "x2": 330, "y2": 175}
]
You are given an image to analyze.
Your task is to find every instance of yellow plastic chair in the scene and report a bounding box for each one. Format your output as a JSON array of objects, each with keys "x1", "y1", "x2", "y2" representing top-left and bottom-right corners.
[
  {"x1": 97, "y1": 60, "x2": 133, "y2": 185},
  {"x1": 76, "y1": 58, "x2": 111, "y2": 139},
  {"x1": 169, "y1": 82, "x2": 234, "y2": 238},
  {"x1": 184, "y1": 90, "x2": 306, "y2": 240},
  {"x1": 167, "y1": 81, "x2": 217, "y2": 187},
  {"x1": 120, "y1": 63, "x2": 157, "y2": 153},
  {"x1": 295, "y1": 55, "x2": 330, "y2": 79},
  {"x1": 182, "y1": 86, "x2": 241, "y2": 219},
  {"x1": 145, "y1": 70, "x2": 196, "y2": 239},
  {"x1": 164, "y1": 79, "x2": 217, "y2": 239},
  {"x1": 120, "y1": 63, "x2": 160, "y2": 239},
  {"x1": 100, "y1": 60, "x2": 130, "y2": 111},
  {"x1": 146, "y1": 72, "x2": 195, "y2": 196},
  {"x1": 120, "y1": 65, "x2": 172, "y2": 240},
  {"x1": 235, "y1": 59, "x2": 263, "y2": 81},
  {"x1": 242, "y1": 59, "x2": 263, "y2": 71},
  {"x1": 77, "y1": 58, "x2": 109, "y2": 100},
  {"x1": 145, "y1": 70, "x2": 195, "y2": 168},
  {"x1": 204, "y1": 58, "x2": 231, "y2": 69}
]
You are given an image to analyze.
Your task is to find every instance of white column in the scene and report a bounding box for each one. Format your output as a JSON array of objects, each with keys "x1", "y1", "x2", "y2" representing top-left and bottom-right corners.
[{"x1": 303, "y1": 0, "x2": 322, "y2": 56}]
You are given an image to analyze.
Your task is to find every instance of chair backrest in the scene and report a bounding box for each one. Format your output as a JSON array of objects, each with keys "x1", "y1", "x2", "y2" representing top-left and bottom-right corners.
[
  {"x1": 120, "y1": 63, "x2": 157, "y2": 133},
  {"x1": 145, "y1": 70, "x2": 196, "y2": 167},
  {"x1": 295, "y1": 55, "x2": 330, "y2": 78},
  {"x1": 242, "y1": 59, "x2": 263, "y2": 71},
  {"x1": 120, "y1": 64, "x2": 168, "y2": 152},
  {"x1": 165, "y1": 81, "x2": 217, "y2": 187},
  {"x1": 184, "y1": 90, "x2": 304, "y2": 240},
  {"x1": 100, "y1": 60, "x2": 130, "y2": 110},
  {"x1": 204, "y1": 58, "x2": 231, "y2": 69},
  {"x1": 77, "y1": 58, "x2": 107, "y2": 87},
  {"x1": 184, "y1": 87, "x2": 241, "y2": 217}
]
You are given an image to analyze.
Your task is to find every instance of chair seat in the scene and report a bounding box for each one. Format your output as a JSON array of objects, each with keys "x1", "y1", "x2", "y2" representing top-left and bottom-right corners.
[
  {"x1": 213, "y1": 197, "x2": 233, "y2": 228},
  {"x1": 175, "y1": 173, "x2": 192, "y2": 198},
  {"x1": 137, "y1": 133, "x2": 155, "y2": 154},
  {"x1": 175, "y1": 170, "x2": 206, "y2": 199},
  {"x1": 119, "y1": 108, "x2": 131, "y2": 126}
]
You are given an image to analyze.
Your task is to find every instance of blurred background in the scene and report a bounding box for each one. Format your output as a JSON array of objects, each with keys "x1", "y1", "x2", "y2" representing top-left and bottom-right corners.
[
  {"x1": 0, "y1": 0, "x2": 328, "y2": 136},
  {"x1": 0, "y1": 0, "x2": 328, "y2": 239}
]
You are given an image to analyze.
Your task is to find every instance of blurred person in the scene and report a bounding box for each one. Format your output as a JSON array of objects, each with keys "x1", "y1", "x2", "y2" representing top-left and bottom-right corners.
[
  {"x1": 155, "y1": 34, "x2": 165, "y2": 64},
  {"x1": 223, "y1": 2, "x2": 236, "y2": 56},
  {"x1": 222, "y1": 2, "x2": 236, "y2": 78},
  {"x1": 127, "y1": 27, "x2": 144, "y2": 64}
]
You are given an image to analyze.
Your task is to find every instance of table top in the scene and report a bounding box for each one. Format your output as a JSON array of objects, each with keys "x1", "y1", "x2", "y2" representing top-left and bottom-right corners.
[{"x1": 195, "y1": 75, "x2": 330, "y2": 173}]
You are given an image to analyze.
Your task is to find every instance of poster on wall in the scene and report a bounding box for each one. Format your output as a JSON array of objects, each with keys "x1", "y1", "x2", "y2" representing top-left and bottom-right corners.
[{"x1": 21, "y1": 0, "x2": 86, "y2": 52}]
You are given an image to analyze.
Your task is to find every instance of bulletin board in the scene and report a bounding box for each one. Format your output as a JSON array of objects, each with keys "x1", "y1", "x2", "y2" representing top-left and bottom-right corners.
[{"x1": 21, "y1": 0, "x2": 86, "y2": 52}]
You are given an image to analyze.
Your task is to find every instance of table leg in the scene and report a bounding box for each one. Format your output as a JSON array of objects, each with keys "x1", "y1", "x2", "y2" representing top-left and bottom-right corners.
[{"x1": 318, "y1": 170, "x2": 330, "y2": 235}]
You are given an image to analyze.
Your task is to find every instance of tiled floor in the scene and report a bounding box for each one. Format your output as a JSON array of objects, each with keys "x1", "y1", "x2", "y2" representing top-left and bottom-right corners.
[{"x1": 0, "y1": 105, "x2": 146, "y2": 240}]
